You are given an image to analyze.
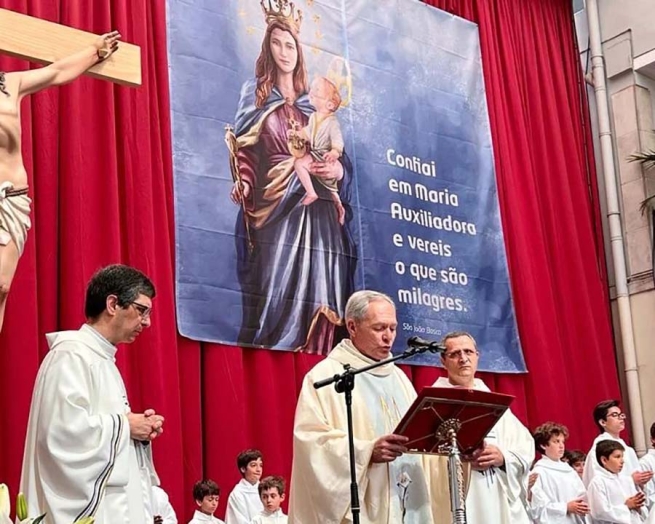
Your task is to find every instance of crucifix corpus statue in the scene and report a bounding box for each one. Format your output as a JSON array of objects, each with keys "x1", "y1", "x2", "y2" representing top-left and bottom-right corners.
[{"x1": 0, "y1": 8, "x2": 141, "y2": 333}]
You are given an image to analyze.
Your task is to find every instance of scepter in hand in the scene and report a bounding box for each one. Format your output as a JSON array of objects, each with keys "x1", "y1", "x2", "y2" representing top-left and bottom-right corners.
[{"x1": 224, "y1": 124, "x2": 254, "y2": 252}]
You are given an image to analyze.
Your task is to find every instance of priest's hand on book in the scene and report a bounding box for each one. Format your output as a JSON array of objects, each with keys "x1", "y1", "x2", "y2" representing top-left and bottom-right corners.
[{"x1": 371, "y1": 434, "x2": 409, "y2": 463}]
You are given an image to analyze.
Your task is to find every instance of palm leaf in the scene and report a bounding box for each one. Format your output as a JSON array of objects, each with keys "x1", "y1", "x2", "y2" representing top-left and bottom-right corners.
[
  {"x1": 628, "y1": 150, "x2": 655, "y2": 213},
  {"x1": 32, "y1": 515, "x2": 46, "y2": 524}
]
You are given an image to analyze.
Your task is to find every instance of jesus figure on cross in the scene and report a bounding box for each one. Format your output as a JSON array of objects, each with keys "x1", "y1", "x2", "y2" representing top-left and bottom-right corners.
[{"x1": 0, "y1": 30, "x2": 121, "y2": 333}]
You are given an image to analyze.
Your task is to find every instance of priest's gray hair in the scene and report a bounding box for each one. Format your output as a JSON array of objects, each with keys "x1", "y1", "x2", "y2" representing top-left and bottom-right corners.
[
  {"x1": 441, "y1": 331, "x2": 478, "y2": 350},
  {"x1": 345, "y1": 290, "x2": 394, "y2": 323}
]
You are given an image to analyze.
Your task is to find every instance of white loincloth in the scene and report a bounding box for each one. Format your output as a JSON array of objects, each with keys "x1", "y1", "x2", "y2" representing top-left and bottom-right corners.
[{"x1": 0, "y1": 182, "x2": 31, "y2": 256}]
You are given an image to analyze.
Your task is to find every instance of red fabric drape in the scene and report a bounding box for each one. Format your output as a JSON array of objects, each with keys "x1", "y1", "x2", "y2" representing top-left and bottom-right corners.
[{"x1": 0, "y1": 0, "x2": 620, "y2": 521}]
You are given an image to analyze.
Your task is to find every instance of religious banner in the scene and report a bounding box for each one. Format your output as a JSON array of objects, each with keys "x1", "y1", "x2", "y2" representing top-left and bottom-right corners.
[{"x1": 168, "y1": 0, "x2": 526, "y2": 372}]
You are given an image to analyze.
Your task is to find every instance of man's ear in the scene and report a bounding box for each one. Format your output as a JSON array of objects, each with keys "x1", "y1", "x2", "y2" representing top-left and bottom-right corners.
[{"x1": 106, "y1": 294, "x2": 119, "y2": 316}]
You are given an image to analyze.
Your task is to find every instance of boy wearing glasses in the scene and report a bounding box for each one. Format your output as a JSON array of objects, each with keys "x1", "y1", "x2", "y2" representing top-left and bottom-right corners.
[
  {"x1": 587, "y1": 440, "x2": 648, "y2": 523},
  {"x1": 582, "y1": 401, "x2": 653, "y2": 491},
  {"x1": 189, "y1": 480, "x2": 224, "y2": 524}
]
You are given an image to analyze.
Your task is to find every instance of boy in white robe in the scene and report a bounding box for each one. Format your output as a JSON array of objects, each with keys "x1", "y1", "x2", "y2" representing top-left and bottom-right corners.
[
  {"x1": 639, "y1": 423, "x2": 655, "y2": 511},
  {"x1": 189, "y1": 480, "x2": 224, "y2": 524},
  {"x1": 565, "y1": 450, "x2": 587, "y2": 480},
  {"x1": 250, "y1": 476, "x2": 287, "y2": 524},
  {"x1": 226, "y1": 450, "x2": 264, "y2": 524},
  {"x1": 433, "y1": 331, "x2": 535, "y2": 524},
  {"x1": 583, "y1": 400, "x2": 652, "y2": 490},
  {"x1": 530, "y1": 422, "x2": 590, "y2": 523},
  {"x1": 19, "y1": 264, "x2": 164, "y2": 524},
  {"x1": 588, "y1": 440, "x2": 648, "y2": 524}
]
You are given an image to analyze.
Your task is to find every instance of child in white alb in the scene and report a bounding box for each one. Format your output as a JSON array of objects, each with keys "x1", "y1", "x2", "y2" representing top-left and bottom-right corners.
[
  {"x1": 226, "y1": 449, "x2": 264, "y2": 524},
  {"x1": 188, "y1": 479, "x2": 225, "y2": 524},
  {"x1": 249, "y1": 476, "x2": 287, "y2": 524},
  {"x1": 529, "y1": 422, "x2": 590, "y2": 523},
  {"x1": 587, "y1": 440, "x2": 648, "y2": 524}
]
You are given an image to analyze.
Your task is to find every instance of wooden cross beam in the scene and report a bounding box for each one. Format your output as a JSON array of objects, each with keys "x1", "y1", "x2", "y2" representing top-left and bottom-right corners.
[{"x1": 0, "y1": 8, "x2": 141, "y2": 87}]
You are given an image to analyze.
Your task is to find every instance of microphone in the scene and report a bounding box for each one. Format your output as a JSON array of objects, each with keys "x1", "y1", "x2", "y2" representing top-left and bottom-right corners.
[{"x1": 407, "y1": 336, "x2": 445, "y2": 353}]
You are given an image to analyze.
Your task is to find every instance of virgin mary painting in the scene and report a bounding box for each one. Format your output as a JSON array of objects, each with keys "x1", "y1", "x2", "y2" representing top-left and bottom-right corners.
[{"x1": 226, "y1": 0, "x2": 357, "y2": 353}]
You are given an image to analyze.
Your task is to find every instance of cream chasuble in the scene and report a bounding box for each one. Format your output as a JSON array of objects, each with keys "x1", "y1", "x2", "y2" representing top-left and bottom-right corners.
[
  {"x1": 289, "y1": 339, "x2": 450, "y2": 524},
  {"x1": 432, "y1": 377, "x2": 534, "y2": 524},
  {"x1": 20, "y1": 325, "x2": 157, "y2": 524}
]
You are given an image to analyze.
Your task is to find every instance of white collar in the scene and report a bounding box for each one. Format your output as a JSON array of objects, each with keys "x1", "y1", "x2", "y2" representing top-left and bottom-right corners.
[
  {"x1": 535, "y1": 456, "x2": 575, "y2": 473},
  {"x1": 328, "y1": 339, "x2": 395, "y2": 377},
  {"x1": 434, "y1": 376, "x2": 489, "y2": 391},
  {"x1": 238, "y1": 478, "x2": 259, "y2": 491},
  {"x1": 192, "y1": 510, "x2": 217, "y2": 522}
]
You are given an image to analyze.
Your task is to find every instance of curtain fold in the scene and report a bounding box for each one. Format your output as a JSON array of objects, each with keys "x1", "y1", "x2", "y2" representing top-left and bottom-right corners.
[{"x1": 0, "y1": 0, "x2": 620, "y2": 520}]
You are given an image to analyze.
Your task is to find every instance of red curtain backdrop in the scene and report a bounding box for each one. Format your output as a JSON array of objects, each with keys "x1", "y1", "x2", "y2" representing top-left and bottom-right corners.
[{"x1": 0, "y1": 0, "x2": 620, "y2": 521}]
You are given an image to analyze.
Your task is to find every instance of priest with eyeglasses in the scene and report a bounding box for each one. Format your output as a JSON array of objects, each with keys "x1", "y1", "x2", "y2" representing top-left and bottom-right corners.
[
  {"x1": 432, "y1": 331, "x2": 535, "y2": 524},
  {"x1": 20, "y1": 264, "x2": 165, "y2": 524}
]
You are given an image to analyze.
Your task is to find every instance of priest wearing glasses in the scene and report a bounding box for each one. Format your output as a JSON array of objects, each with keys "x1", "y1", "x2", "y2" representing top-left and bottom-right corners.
[
  {"x1": 20, "y1": 264, "x2": 165, "y2": 524},
  {"x1": 432, "y1": 331, "x2": 535, "y2": 524}
]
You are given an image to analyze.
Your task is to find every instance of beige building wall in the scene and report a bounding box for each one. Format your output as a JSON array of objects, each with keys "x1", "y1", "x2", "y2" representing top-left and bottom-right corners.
[{"x1": 576, "y1": 0, "x2": 655, "y2": 452}]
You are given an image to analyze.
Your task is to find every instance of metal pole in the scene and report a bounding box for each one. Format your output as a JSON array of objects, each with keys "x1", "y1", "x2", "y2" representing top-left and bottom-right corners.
[
  {"x1": 447, "y1": 429, "x2": 466, "y2": 524},
  {"x1": 585, "y1": 0, "x2": 647, "y2": 454}
]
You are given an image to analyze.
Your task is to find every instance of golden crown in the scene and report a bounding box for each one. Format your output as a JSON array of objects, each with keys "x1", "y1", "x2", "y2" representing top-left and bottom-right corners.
[{"x1": 260, "y1": 0, "x2": 303, "y2": 34}]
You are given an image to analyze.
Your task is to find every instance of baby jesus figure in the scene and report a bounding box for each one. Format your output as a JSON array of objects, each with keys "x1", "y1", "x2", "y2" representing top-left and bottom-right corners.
[{"x1": 290, "y1": 76, "x2": 345, "y2": 225}]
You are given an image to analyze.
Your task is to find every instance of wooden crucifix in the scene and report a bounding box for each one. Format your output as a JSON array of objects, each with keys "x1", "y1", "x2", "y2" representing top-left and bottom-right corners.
[
  {"x1": 0, "y1": 8, "x2": 142, "y2": 335},
  {"x1": 0, "y1": 7, "x2": 141, "y2": 86}
]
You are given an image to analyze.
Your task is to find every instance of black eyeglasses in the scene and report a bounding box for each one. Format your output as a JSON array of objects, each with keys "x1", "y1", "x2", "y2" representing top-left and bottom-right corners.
[
  {"x1": 130, "y1": 301, "x2": 152, "y2": 320},
  {"x1": 606, "y1": 412, "x2": 627, "y2": 420}
]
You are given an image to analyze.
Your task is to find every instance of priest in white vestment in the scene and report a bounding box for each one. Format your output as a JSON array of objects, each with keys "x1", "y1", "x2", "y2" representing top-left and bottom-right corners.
[
  {"x1": 20, "y1": 264, "x2": 165, "y2": 524},
  {"x1": 583, "y1": 401, "x2": 652, "y2": 492},
  {"x1": 432, "y1": 331, "x2": 534, "y2": 524},
  {"x1": 289, "y1": 291, "x2": 452, "y2": 524}
]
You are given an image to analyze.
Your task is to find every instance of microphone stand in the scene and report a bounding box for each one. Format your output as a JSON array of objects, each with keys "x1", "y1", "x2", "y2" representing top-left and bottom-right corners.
[{"x1": 313, "y1": 340, "x2": 442, "y2": 524}]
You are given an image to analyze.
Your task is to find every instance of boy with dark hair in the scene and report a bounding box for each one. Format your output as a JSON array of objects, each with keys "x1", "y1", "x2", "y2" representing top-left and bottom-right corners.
[
  {"x1": 639, "y1": 423, "x2": 655, "y2": 510},
  {"x1": 189, "y1": 480, "x2": 224, "y2": 524},
  {"x1": 563, "y1": 450, "x2": 587, "y2": 479},
  {"x1": 529, "y1": 422, "x2": 590, "y2": 523},
  {"x1": 250, "y1": 476, "x2": 287, "y2": 524},
  {"x1": 226, "y1": 449, "x2": 264, "y2": 524},
  {"x1": 587, "y1": 440, "x2": 647, "y2": 523},
  {"x1": 583, "y1": 400, "x2": 652, "y2": 490}
]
